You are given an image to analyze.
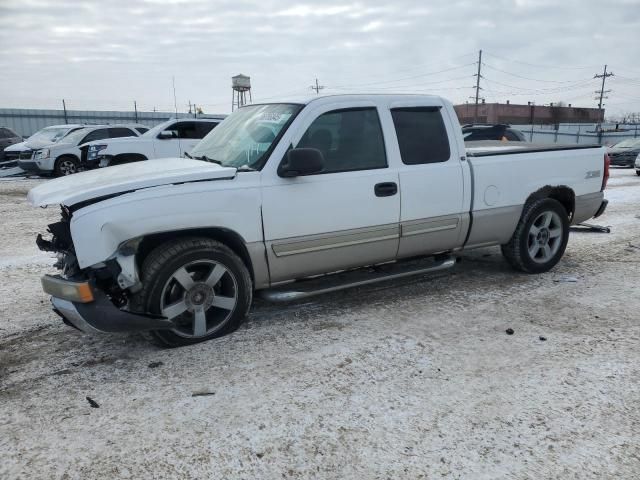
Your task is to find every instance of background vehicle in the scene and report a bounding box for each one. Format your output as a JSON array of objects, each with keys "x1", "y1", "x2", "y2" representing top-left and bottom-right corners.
[
  {"x1": 3, "y1": 124, "x2": 84, "y2": 164},
  {"x1": 20, "y1": 124, "x2": 145, "y2": 176},
  {"x1": 0, "y1": 126, "x2": 22, "y2": 162},
  {"x1": 29, "y1": 94, "x2": 608, "y2": 347},
  {"x1": 635, "y1": 154, "x2": 640, "y2": 176},
  {"x1": 607, "y1": 138, "x2": 640, "y2": 167},
  {"x1": 462, "y1": 124, "x2": 526, "y2": 141},
  {"x1": 82, "y1": 117, "x2": 225, "y2": 168}
]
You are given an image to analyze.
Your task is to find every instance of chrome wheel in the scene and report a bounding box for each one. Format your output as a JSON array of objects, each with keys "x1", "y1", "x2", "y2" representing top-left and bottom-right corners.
[
  {"x1": 528, "y1": 211, "x2": 563, "y2": 263},
  {"x1": 58, "y1": 159, "x2": 77, "y2": 175},
  {"x1": 160, "y1": 260, "x2": 238, "y2": 338}
]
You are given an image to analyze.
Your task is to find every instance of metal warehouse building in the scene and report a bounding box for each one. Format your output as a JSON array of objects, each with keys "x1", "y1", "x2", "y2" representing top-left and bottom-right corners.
[{"x1": 0, "y1": 108, "x2": 224, "y2": 137}]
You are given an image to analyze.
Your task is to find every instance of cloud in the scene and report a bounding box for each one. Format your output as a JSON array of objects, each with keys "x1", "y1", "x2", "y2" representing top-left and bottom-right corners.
[{"x1": 0, "y1": 0, "x2": 638, "y2": 116}]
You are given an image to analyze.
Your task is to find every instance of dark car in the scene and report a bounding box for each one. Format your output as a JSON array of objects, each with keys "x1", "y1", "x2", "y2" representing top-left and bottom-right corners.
[
  {"x1": 462, "y1": 124, "x2": 526, "y2": 142},
  {"x1": 0, "y1": 127, "x2": 22, "y2": 162},
  {"x1": 606, "y1": 138, "x2": 640, "y2": 168}
]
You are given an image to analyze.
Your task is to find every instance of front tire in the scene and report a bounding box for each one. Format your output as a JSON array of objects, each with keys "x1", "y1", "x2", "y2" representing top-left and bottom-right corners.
[
  {"x1": 54, "y1": 156, "x2": 79, "y2": 176},
  {"x1": 636, "y1": 170, "x2": 640, "y2": 176},
  {"x1": 501, "y1": 198, "x2": 570, "y2": 274},
  {"x1": 131, "y1": 237, "x2": 253, "y2": 347}
]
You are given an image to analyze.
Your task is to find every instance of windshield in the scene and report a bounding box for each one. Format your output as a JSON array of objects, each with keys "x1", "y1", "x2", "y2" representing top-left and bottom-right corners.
[
  {"x1": 59, "y1": 127, "x2": 93, "y2": 145},
  {"x1": 189, "y1": 103, "x2": 302, "y2": 170},
  {"x1": 28, "y1": 126, "x2": 78, "y2": 144},
  {"x1": 613, "y1": 138, "x2": 640, "y2": 149}
]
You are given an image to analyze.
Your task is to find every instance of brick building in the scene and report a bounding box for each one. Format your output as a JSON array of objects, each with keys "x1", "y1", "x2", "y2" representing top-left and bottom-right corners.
[{"x1": 454, "y1": 102, "x2": 604, "y2": 125}]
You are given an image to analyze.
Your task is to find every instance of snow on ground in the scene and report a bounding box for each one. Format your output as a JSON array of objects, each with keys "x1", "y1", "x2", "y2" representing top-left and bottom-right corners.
[{"x1": 1, "y1": 170, "x2": 639, "y2": 479}]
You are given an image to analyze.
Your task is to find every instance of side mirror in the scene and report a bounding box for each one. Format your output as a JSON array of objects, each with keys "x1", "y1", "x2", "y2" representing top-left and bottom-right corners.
[
  {"x1": 278, "y1": 148, "x2": 325, "y2": 177},
  {"x1": 158, "y1": 130, "x2": 176, "y2": 139}
]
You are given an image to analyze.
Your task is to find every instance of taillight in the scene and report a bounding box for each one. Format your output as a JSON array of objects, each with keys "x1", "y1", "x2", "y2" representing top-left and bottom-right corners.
[{"x1": 602, "y1": 153, "x2": 610, "y2": 191}]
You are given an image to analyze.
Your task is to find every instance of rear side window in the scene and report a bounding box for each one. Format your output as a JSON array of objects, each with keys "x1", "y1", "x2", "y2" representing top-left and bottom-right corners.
[
  {"x1": 391, "y1": 107, "x2": 450, "y2": 164},
  {"x1": 81, "y1": 128, "x2": 109, "y2": 144},
  {"x1": 297, "y1": 107, "x2": 387, "y2": 174},
  {"x1": 135, "y1": 127, "x2": 149, "y2": 134},
  {"x1": 196, "y1": 122, "x2": 218, "y2": 138},
  {"x1": 108, "y1": 127, "x2": 135, "y2": 138}
]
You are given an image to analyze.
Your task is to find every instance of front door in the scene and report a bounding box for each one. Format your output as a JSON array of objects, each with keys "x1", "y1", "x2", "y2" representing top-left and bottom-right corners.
[{"x1": 261, "y1": 104, "x2": 401, "y2": 283}]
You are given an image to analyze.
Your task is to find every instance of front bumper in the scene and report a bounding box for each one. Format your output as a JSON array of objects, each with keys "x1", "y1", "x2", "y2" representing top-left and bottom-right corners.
[
  {"x1": 17, "y1": 159, "x2": 47, "y2": 173},
  {"x1": 43, "y1": 275, "x2": 175, "y2": 333}
]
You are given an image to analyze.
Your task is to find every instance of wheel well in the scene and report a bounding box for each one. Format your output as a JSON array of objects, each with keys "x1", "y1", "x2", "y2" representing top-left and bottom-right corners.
[
  {"x1": 112, "y1": 153, "x2": 147, "y2": 165},
  {"x1": 136, "y1": 228, "x2": 255, "y2": 283},
  {"x1": 55, "y1": 154, "x2": 79, "y2": 164},
  {"x1": 525, "y1": 186, "x2": 575, "y2": 219}
]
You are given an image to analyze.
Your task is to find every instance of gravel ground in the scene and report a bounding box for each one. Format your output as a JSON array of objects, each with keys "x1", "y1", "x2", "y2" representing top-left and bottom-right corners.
[{"x1": 1, "y1": 170, "x2": 639, "y2": 479}]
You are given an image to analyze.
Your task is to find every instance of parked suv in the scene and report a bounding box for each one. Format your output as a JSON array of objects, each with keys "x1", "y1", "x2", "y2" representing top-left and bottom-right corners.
[
  {"x1": 462, "y1": 124, "x2": 526, "y2": 142},
  {"x1": 20, "y1": 124, "x2": 145, "y2": 176},
  {"x1": 0, "y1": 127, "x2": 22, "y2": 162},
  {"x1": 82, "y1": 118, "x2": 225, "y2": 168},
  {"x1": 4, "y1": 124, "x2": 84, "y2": 163}
]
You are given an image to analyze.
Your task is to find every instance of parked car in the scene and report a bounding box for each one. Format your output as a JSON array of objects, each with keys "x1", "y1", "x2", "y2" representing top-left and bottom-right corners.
[
  {"x1": 29, "y1": 94, "x2": 608, "y2": 347},
  {"x1": 462, "y1": 124, "x2": 526, "y2": 142},
  {"x1": 635, "y1": 153, "x2": 640, "y2": 176},
  {"x1": 81, "y1": 118, "x2": 224, "y2": 168},
  {"x1": 607, "y1": 138, "x2": 640, "y2": 167},
  {"x1": 0, "y1": 127, "x2": 22, "y2": 162},
  {"x1": 4, "y1": 124, "x2": 85, "y2": 163},
  {"x1": 19, "y1": 124, "x2": 146, "y2": 176}
]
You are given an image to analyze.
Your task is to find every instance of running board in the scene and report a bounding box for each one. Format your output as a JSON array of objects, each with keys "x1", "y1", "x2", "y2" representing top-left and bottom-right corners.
[{"x1": 258, "y1": 256, "x2": 456, "y2": 303}]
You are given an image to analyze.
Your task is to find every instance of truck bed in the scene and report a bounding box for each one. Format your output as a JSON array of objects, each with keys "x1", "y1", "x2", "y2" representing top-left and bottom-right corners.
[{"x1": 465, "y1": 140, "x2": 601, "y2": 157}]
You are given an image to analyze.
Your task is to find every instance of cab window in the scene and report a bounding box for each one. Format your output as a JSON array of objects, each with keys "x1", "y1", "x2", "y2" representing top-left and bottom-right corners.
[{"x1": 296, "y1": 107, "x2": 386, "y2": 174}]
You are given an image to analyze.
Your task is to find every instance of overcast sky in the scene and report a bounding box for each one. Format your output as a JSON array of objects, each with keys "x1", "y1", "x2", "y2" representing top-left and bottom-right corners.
[{"x1": 1, "y1": 0, "x2": 639, "y2": 117}]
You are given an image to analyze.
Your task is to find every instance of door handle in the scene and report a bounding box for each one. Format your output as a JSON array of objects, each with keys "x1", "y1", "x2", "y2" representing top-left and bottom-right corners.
[{"x1": 374, "y1": 182, "x2": 398, "y2": 197}]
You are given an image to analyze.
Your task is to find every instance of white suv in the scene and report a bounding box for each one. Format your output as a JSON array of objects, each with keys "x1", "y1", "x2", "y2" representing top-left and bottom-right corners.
[
  {"x1": 21, "y1": 124, "x2": 146, "y2": 176},
  {"x1": 83, "y1": 118, "x2": 225, "y2": 168}
]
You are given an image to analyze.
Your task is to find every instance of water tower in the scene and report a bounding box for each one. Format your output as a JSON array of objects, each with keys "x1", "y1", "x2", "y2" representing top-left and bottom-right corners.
[{"x1": 232, "y1": 74, "x2": 251, "y2": 111}]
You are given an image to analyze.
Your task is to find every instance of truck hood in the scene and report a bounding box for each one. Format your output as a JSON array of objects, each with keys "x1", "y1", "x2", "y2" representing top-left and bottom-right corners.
[{"x1": 28, "y1": 158, "x2": 237, "y2": 207}]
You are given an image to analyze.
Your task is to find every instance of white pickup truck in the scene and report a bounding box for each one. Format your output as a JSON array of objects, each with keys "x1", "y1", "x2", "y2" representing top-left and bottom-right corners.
[{"x1": 29, "y1": 94, "x2": 609, "y2": 347}]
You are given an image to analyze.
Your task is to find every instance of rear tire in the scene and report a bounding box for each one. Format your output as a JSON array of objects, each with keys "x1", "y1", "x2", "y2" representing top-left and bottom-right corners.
[
  {"x1": 130, "y1": 237, "x2": 252, "y2": 347},
  {"x1": 501, "y1": 198, "x2": 570, "y2": 274},
  {"x1": 54, "y1": 156, "x2": 79, "y2": 176},
  {"x1": 636, "y1": 170, "x2": 640, "y2": 176}
]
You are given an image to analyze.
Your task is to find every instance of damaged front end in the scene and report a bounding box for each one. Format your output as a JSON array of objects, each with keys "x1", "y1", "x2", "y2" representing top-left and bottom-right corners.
[{"x1": 37, "y1": 206, "x2": 174, "y2": 334}]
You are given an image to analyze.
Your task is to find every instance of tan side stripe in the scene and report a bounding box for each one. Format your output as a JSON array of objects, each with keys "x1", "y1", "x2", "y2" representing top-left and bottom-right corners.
[
  {"x1": 272, "y1": 225, "x2": 400, "y2": 257},
  {"x1": 401, "y1": 218, "x2": 459, "y2": 237}
]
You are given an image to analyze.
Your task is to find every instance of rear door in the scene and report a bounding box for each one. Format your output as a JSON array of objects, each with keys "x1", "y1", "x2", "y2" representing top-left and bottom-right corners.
[
  {"x1": 387, "y1": 102, "x2": 467, "y2": 258},
  {"x1": 261, "y1": 103, "x2": 401, "y2": 283}
]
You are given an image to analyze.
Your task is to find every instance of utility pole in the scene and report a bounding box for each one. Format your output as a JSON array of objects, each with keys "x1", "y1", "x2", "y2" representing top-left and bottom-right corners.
[
  {"x1": 62, "y1": 99, "x2": 68, "y2": 124},
  {"x1": 134, "y1": 100, "x2": 138, "y2": 122},
  {"x1": 188, "y1": 100, "x2": 192, "y2": 114},
  {"x1": 594, "y1": 65, "x2": 614, "y2": 144},
  {"x1": 473, "y1": 49, "x2": 483, "y2": 124},
  {"x1": 310, "y1": 78, "x2": 325, "y2": 95}
]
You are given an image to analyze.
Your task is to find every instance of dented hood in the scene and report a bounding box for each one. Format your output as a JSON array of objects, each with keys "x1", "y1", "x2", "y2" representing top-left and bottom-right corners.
[{"x1": 28, "y1": 158, "x2": 237, "y2": 207}]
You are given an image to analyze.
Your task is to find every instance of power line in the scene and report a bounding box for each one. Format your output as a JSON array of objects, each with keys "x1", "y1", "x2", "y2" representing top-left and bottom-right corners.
[
  {"x1": 481, "y1": 62, "x2": 585, "y2": 83},
  {"x1": 482, "y1": 51, "x2": 599, "y2": 70},
  {"x1": 310, "y1": 78, "x2": 325, "y2": 95},
  {"x1": 331, "y1": 62, "x2": 476, "y2": 89},
  {"x1": 594, "y1": 65, "x2": 614, "y2": 110},
  {"x1": 473, "y1": 49, "x2": 483, "y2": 123}
]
